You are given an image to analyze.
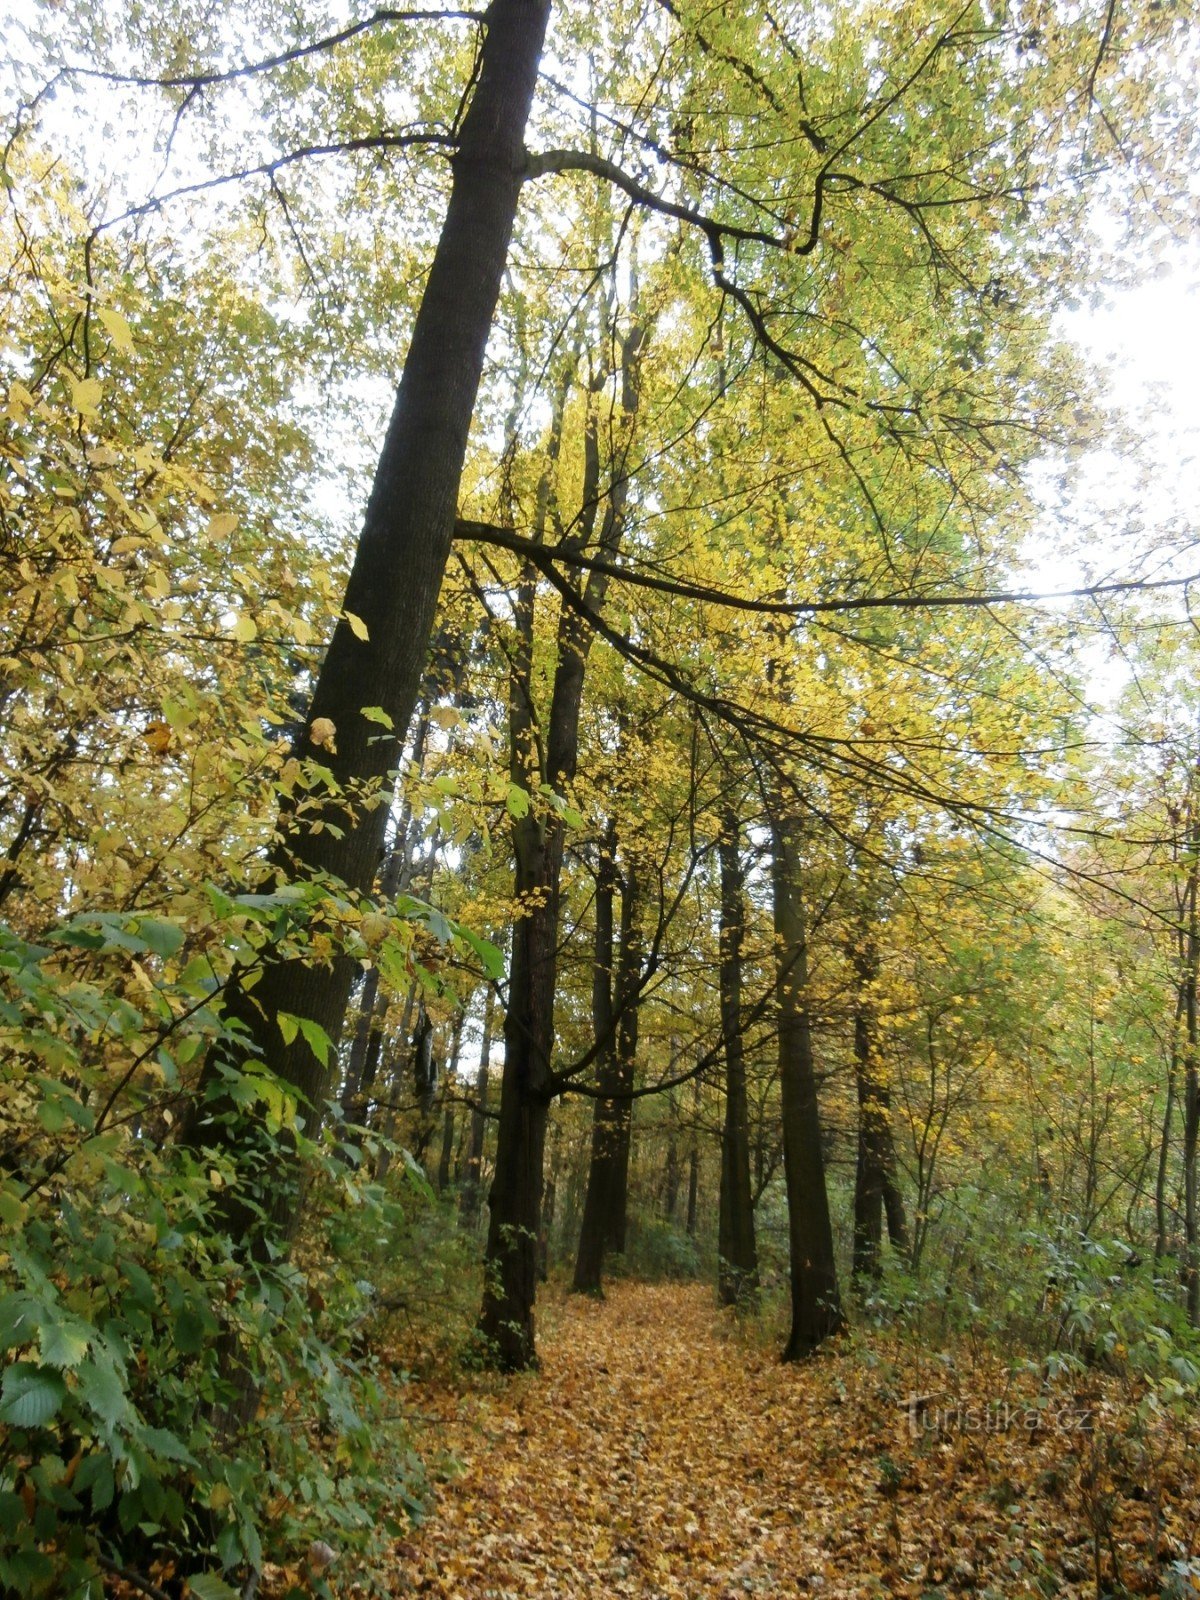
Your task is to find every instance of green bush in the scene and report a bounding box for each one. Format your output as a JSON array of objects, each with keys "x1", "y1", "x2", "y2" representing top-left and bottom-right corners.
[
  {"x1": 623, "y1": 1219, "x2": 702, "y2": 1281},
  {"x1": 0, "y1": 918, "x2": 424, "y2": 1598}
]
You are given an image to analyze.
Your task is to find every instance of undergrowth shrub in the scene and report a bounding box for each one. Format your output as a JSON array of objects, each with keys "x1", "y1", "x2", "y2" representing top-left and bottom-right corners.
[{"x1": 0, "y1": 916, "x2": 427, "y2": 1599}]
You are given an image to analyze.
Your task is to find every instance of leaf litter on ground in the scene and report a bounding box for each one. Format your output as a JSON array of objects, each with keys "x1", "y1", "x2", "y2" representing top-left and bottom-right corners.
[{"x1": 377, "y1": 1282, "x2": 1200, "y2": 1600}]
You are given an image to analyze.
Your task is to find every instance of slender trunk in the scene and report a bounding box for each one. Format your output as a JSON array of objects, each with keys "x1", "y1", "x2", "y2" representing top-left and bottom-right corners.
[
  {"x1": 184, "y1": 0, "x2": 552, "y2": 1255},
  {"x1": 686, "y1": 1078, "x2": 700, "y2": 1241},
  {"x1": 436, "y1": 1015, "x2": 463, "y2": 1192},
  {"x1": 573, "y1": 821, "x2": 619, "y2": 1293},
  {"x1": 341, "y1": 711, "x2": 432, "y2": 1125},
  {"x1": 607, "y1": 851, "x2": 642, "y2": 1253},
  {"x1": 851, "y1": 940, "x2": 907, "y2": 1278},
  {"x1": 1182, "y1": 810, "x2": 1199, "y2": 1323},
  {"x1": 482, "y1": 298, "x2": 645, "y2": 1363},
  {"x1": 717, "y1": 812, "x2": 757, "y2": 1306},
  {"x1": 437, "y1": 1103, "x2": 455, "y2": 1193},
  {"x1": 663, "y1": 1119, "x2": 680, "y2": 1222},
  {"x1": 1155, "y1": 987, "x2": 1185, "y2": 1260},
  {"x1": 460, "y1": 984, "x2": 496, "y2": 1228},
  {"x1": 772, "y1": 809, "x2": 844, "y2": 1359}
]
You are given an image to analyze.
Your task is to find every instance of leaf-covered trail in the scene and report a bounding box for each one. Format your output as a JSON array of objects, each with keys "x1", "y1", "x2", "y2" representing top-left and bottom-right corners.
[{"x1": 391, "y1": 1282, "x2": 1194, "y2": 1598}]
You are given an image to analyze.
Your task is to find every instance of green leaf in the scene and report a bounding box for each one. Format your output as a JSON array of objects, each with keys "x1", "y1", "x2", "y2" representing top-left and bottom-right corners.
[
  {"x1": 298, "y1": 1017, "x2": 331, "y2": 1066},
  {"x1": 0, "y1": 1293, "x2": 38, "y2": 1351},
  {"x1": 459, "y1": 928, "x2": 505, "y2": 980},
  {"x1": 75, "y1": 1357, "x2": 131, "y2": 1428},
  {"x1": 277, "y1": 1012, "x2": 300, "y2": 1046},
  {"x1": 0, "y1": 1363, "x2": 66, "y2": 1427},
  {"x1": 38, "y1": 1317, "x2": 91, "y2": 1370},
  {"x1": 360, "y1": 704, "x2": 394, "y2": 729},
  {"x1": 188, "y1": 1575, "x2": 243, "y2": 1600},
  {"x1": 506, "y1": 783, "x2": 531, "y2": 819},
  {"x1": 132, "y1": 916, "x2": 185, "y2": 958}
]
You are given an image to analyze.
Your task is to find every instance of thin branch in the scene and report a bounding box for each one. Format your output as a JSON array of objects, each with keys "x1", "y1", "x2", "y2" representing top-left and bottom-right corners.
[{"x1": 453, "y1": 518, "x2": 1200, "y2": 617}]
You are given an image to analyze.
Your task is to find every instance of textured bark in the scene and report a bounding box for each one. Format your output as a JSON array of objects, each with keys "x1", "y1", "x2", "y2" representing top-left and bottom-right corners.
[
  {"x1": 185, "y1": 0, "x2": 552, "y2": 1254},
  {"x1": 772, "y1": 810, "x2": 845, "y2": 1359},
  {"x1": 717, "y1": 813, "x2": 757, "y2": 1306}
]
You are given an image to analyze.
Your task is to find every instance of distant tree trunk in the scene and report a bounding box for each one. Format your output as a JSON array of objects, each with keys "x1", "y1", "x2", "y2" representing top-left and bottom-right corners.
[
  {"x1": 436, "y1": 1015, "x2": 463, "y2": 1193},
  {"x1": 717, "y1": 811, "x2": 757, "y2": 1306},
  {"x1": 341, "y1": 709, "x2": 431, "y2": 1126},
  {"x1": 663, "y1": 1122, "x2": 681, "y2": 1222},
  {"x1": 486, "y1": 306, "x2": 646, "y2": 1357},
  {"x1": 851, "y1": 940, "x2": 908, "y2": 1281},
  {"x1": 607, "y1": 850, "x2": 642, "y2": 1253},
  {"x1": 686, "y1": 1070, "x2": 701, "y2": 1240},
  {"x1": 437, "y1": 1103, "x2": 455, "y2": 1193},
  {"x1": 184, "y1": 0, "x2": 553, "y2": 1258},
  {"x1": 539, "y1": 1116, "x2": 560, "y2": 1280},
  {"x1": 772, "y1": 808, "x2": 845, "y2": 1359},
  {"x1": 573, "y1": 821, "x2": 620, "y2": 1294},
  {"x1": 1182, "y1": 804, "x2": 1200, "y2": 1324},
  {"x1": 460, "y1": 984, "x2": 496, "y2": 1228}
]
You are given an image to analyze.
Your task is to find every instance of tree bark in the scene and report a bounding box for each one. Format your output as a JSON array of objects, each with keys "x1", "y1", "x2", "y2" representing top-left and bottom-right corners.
[
  {"x1": 717, "y1": 811, "x2": 757, "y2": 1306},
  {"x1": 772, "y1": 809, "x2": 845, "y2": 1359},
  {"x1": 185, "y1": 0, "x2": 552, "y2": 1253}
]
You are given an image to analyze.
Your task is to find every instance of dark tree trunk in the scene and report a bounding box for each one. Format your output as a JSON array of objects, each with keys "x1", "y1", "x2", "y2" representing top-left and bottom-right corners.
[
  {"x1": 851, "y1": 941, "x2": 908, "y2": 1281},
  {"x1": 481, "y1": 299, "x2": 645, "y2": 1364},
  {"x1": 717, "y1": 811, "x2": 757, "y2": 1306},
  {"x1": 1182, "y1": 803, "x2": 1200, "y2": 1324},
  {"x1": 459, "y1": 984, "x2": 496, "y2": 1228},
  {"x1": 341, "y1": 709, "x2": 430, "y2": 1127},
  {"x1": 573, "y1": 836, "x2": 643, "y2": 1290},
  {"x1": 573, "y1": 821, "x2": 620, "y2": 1294},
  {"x1": 185, "y1": 0, "x2": 553, "y2": 1255},
  {"x1": 772, "y1": 809, "x2": 845, "y2": 1359},
  {"x1": 663, "y1": 1121, "x2": 680, "y2": 1222},
  {"x1": 437, "y1": 1104, "x2": 455, "y2": 1193},
  {"x1": 436, "y1": 1015, "x2": 463, "y2": 1192},
  {"x1": 607, "y1": 850, "x2": 642, "y2": 1253}
]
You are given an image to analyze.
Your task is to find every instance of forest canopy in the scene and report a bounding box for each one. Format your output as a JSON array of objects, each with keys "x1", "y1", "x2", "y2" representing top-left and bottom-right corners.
[{"x1": 1, "y1": 0, "x2": 1199, "y2": 1595}]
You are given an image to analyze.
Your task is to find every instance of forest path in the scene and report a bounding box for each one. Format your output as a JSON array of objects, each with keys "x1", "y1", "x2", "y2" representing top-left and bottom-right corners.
[{"x1": 389, "y1": 1281, "x2": 1173, "y2": 1599}]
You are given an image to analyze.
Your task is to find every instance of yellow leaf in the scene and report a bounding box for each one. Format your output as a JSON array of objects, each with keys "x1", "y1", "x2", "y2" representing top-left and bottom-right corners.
[
  {"x1": 206, "y1": 512, "x2": 239, "y2": 541},
  {"x1": 5, "y1": 380, "x2": 34, "y2": 418},
  {"x1": 309, "y1": 716, "x2": 337, "y2": 752},
  {"x1": 97, "y1": 306, "x2": 134, "y2": 353},
  {"x1": 231, "y1": 615, "x2": 258, "y2": 643},
  {"x1": 68, "y1": 376, "x2": 103, "y2": 417},
  {"x1": 344, "y1": 610, "x2": 369, "y2": 641}
]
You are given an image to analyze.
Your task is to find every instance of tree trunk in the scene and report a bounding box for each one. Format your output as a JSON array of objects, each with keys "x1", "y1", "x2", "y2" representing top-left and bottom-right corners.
[
  {"x1": 717, "y1": 811, "x2": 757, "y2": 1306},
  {"x1": 184, "y1": 0, "x2": 552, "y2": 1257},
  {"x1": 772, "y1": 809, "x2": 845, "y2": 1359},
  {"x1": 460, "y1": 984, "x2": 496, "y2": 1228},
  {"x1": 481, "y1": 295, "x2": 645, "y2": 1363},
  {"x1": 573, "y1": 821, "x2": 620, "y2": 1294},
  {"x1": 607, "y1": 849, "x2": 642, "y2": 1254},
  {"x1": 1182, "y1": 805, "x2": 1200, "y2": 1324},
  {"x1": 851, "y1": 940, "x2": 908, "y2": 1281},
  {"x1": 436, "y1": 1014, "x2": 463, "y2": 1192}
]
